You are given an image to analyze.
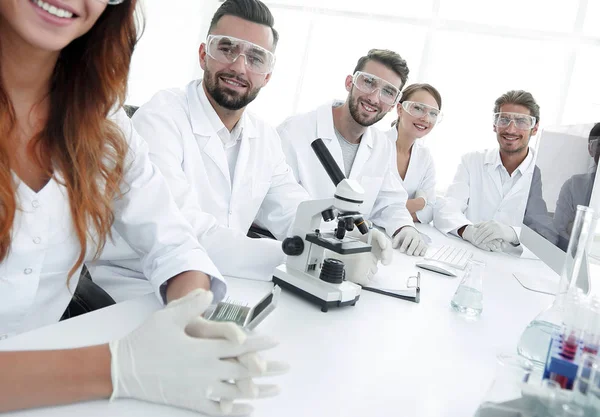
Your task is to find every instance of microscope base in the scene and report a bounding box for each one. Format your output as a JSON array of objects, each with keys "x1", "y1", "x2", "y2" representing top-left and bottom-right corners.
[{"x1": 273, "y1": 265, "x2": 361, "y2": 312}]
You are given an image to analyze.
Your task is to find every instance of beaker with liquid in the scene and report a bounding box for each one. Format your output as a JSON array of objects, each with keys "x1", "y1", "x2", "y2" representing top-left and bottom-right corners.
[{"x1": 451, "y1": 259, "x2": 485, "y2": 317}]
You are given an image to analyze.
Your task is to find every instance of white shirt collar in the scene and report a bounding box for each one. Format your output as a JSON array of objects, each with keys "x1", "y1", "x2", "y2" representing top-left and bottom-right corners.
[
  {"x1": 485, "y1": 147, "x2": 534, "y2": 176},
  {"x1": 197, "y1": 82, "x2": 244, "y2": 147}
]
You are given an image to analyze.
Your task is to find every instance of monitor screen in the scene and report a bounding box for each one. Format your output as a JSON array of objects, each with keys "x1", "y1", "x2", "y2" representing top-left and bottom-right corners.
[{"x1": 523, "y1": 123, "x2": 599, "y2": 254}]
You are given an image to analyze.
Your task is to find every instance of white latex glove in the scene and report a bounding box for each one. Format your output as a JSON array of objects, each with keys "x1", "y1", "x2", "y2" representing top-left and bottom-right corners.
[
  {"x1": 392, "y1": 226, "x2": 428, "y2": 256},
  {"x1": 472, "y1": 220, "x2": 519, "y2": 246},
  {"x1": 415, "y1": 189, "x2": 428, "y2": 206},
  {"x1": 461, "y1": 224, "x2": 503, "y2": 252},
  {"x1": 110, "y1": 289, "x2": 289, "y2": 416},
  {"x1": 348, "y1": 228, "x2": 393, "y2": 266},
  {"x1": 324, "y1": 249, "x2": 378, "y2": 286}
]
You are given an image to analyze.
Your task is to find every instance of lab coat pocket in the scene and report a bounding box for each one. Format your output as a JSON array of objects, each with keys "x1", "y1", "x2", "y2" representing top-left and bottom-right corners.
[{"x1": 359, "y1": 175, "x2": 384, "y2": 214}]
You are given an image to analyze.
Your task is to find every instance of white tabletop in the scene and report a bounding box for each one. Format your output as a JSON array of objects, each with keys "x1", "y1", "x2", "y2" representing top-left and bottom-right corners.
[{"x1": 0, "y1": 224, "x2": 559, "y2": 417}]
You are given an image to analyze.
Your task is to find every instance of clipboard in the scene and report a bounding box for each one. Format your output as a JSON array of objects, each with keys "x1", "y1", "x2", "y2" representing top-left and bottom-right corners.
[{"x1": 361, "y1": 272, "x2": 421, "y2": 303}]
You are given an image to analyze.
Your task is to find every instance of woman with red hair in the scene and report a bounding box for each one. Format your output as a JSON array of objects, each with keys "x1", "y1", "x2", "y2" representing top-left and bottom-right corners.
[{"x1": 0, "y1": 0, "x2": 285, "y2": 414}]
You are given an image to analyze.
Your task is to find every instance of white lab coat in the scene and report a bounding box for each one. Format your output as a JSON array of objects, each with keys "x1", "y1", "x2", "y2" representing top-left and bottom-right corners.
[
  {"x1": 0, "y1": 109, "x2": 224, "y2": 338},
  {"x1": 383, "y1": 127, "x2": 436, "y2": 224},
  {"x1": 91, "y1": 81, "x2": 309, "y2": 299},
  {"x1": 278, "y1": 101, "x2": 414, "y2": 238},
  {"x1": 434, "y1": 148, "x2": 536, "y2": 234}
]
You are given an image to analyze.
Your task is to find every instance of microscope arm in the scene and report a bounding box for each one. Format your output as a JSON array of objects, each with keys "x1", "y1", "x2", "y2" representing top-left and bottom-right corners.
[{"x1": 291, "y1": 198, "x2": 337, "y2": 237}]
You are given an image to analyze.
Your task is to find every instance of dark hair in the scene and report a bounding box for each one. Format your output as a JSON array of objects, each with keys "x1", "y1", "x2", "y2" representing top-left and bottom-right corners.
[
  {"x1": 0, "y1": 1, "x2": 140, "y2": 280},
  {"x1": 353, "y1": 49, "x2": 409, "y2": 89},
  {"x1": 399, "y1": 83, "x2": 442, "y2": 109},
  {"x1": 209, "y1": 0, "x2": 279, "y2": 49},
  {"x1": 494, "y1": 90, "x2": 540, "y2": 125},
  {"x1": 589, "y1": 123, "x2": 600, "y2": 142}
]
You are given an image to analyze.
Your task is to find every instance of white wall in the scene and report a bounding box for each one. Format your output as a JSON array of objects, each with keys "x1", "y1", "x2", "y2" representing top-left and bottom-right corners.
[{"x1": 127, "y1": 0, "x2": 220, "y2": 106}]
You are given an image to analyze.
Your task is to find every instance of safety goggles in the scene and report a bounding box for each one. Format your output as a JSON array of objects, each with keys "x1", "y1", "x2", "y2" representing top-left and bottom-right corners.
[
  {"x1": 401, "y1": 101, "x2": 443, "y2": 124},
  {"x1": 351, "y1": 71, "x2": 401, "y2": 106},
  {"x1": 205, "y1": 35, "x2": 275, "y2": 75},
  {"x1": 493, "y1": 112, "x2": 537, "y2": 130}
]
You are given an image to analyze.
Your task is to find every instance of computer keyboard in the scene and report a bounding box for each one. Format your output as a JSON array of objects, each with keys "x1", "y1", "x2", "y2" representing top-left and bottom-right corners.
[{"x1": 424, "y1": 245, "x2": 473, "y2": 270}]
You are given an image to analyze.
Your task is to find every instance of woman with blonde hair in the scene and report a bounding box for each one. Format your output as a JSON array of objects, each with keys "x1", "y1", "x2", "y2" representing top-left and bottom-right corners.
[
  {"x1": 385, "y1": 83, "x2": 442, "y2": 224},
  {"x1": 0, "y1": 0, "x2": 285, "y2": 414}
]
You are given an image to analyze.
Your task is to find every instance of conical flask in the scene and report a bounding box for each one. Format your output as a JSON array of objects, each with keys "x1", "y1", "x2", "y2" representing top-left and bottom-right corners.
[{"x1": 517, "y1": 205, "x2": 597, "y2": 367}]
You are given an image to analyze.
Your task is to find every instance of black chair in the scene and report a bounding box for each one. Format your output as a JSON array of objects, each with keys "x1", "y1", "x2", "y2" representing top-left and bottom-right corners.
[
  {"x1": 124, "y1": 104, "x2": 139, "y2": 118},
  {"x1": 247, "y1": 224, "x2": 276, "y2": 240},
  {"x1": 60, "y1": 265, "x2": 116, "y2": 321}
]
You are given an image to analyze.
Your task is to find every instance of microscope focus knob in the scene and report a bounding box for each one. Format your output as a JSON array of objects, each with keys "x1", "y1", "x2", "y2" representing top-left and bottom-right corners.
[{"x1": 282, "y1": 236, "x2": 304, "y2": 256}]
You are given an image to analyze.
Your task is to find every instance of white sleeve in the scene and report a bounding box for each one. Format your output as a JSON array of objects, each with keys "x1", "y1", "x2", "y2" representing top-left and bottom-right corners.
[
  {"x1": 277, "y1": 121, "x2": 301, "y2": 185},
  {"x1": 415, "y1": 150, "x2": 436, "y2": 224},
  {"x1": 370, "y1": 151, "x2": 414, "y2": 237},
  {"x1": 254, "y1": 129, "x2": 310, "y2": 240},
  {"x1": 434, "y1": 155, "x2": 472, "y2": 235},
  {"x1": 111, "y1": 109, "x2": 226, "y2": 302},
  {"x1": 131, "y1": 99, "x2": 284, "y2": 281}
]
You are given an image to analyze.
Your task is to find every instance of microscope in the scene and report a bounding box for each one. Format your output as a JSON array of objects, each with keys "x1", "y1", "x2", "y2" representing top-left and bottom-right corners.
[{"x1": 272, "y1": 139, "x2": 372, "y2": 312}]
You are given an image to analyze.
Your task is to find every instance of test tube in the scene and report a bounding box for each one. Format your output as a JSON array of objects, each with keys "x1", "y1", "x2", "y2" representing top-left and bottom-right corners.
[
  {"x1": 560, "y1": 291, "x2": 584, "y2": 361},
  {"x1": 582, "y1": 296, "x2": 600, "y2": 355},
  {"x1": 573, "y1": 353, "x2": 600, "y2": 408}
]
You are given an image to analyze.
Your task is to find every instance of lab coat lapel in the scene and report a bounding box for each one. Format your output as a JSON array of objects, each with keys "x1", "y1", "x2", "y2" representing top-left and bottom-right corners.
[
  {"x1": 188, "y1": 82, "x2": 231, "y2": 187},
  {"x1": 503, "y1": 149, "x2": 535, "y2": 202},
  {"x1": 349, "y1": 128, "x2": 373, "y2": 180},
  {"x1": 484, "y1": 150, "x2": 503, "y2": 200},
  {"x1": 316, "y1": 102, "x2": 345, "y2": 176},
  {"x1": 231, "y1": 114, "x2": 256, "y2": 196}
]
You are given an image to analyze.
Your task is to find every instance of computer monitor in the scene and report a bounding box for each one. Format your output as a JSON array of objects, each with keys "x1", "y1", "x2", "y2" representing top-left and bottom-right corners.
[{"x1": 519, "y1": 122, "x2": 600, "y2": 293}]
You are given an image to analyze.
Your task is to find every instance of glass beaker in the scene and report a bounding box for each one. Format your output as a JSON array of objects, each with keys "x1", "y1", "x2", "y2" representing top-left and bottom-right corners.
[
  {"x1": 451, "y1": 259, "x2": 485, "y2": 317},
  {"x1": 474, "y1": 354, "x2": 534, "y2": 416},
  {"x1": 517, "y1": 206, "x2": 597, "y2": 367}
]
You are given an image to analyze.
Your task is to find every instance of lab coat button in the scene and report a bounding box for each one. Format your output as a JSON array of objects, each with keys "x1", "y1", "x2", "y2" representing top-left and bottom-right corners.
[
  {"x1": 33, "y1": 237, "x2": 41, "y2": 244},
  {"x1": 24, "y1": 268, "x2": 32, "y2": 275},
  {"x1": 32, "y1": 200, "x2": 40, "y2": 208}
]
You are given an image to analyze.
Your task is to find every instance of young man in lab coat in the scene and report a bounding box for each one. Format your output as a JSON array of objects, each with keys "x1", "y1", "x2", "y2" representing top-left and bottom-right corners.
[
  {"x1": 90, "y1": 0, "x2": 392, "y2": 299},
  {"x1": 433, "y1": 90, "x2": 540, "y2": 252},
  {"x1": 278, "y1": 50, "x2": 428, "y2": 256}
]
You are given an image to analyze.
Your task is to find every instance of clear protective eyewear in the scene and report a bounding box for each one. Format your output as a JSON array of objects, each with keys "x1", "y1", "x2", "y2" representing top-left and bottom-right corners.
[
  {"x1": 351, "y1": 71, "x2": 401, "y2": 106},
  {"x1": 205, "y1": 35, "x2": 276, "y2": 75},
  {"x1": 493, "y1": 112, "x2": 537, "y2": 130},
  {"x1": 401, "y1": 101, "x2": 443, "y2": 124}
]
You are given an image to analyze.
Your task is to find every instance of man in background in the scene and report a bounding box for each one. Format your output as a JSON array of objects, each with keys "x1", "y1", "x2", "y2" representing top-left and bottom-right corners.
[{"x1": 434, "y1": 90, "x2": 540, "y2": 252}]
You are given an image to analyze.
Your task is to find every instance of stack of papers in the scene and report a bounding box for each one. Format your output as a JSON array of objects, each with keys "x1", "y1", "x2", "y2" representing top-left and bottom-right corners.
[{"x1": 361, "y1": 272, "x2": 420, "y2": 303}]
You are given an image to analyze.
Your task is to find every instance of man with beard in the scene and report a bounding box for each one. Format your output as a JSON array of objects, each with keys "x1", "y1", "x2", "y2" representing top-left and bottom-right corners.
[
  {"x1": 278, "y1": 50, "x2": 428, "y2": 256},
  {"x1": 89, "y1": 0, "x2": 393, "y2": 300},
  {"x1": 434, "y1": 90, "x2": 540, "y2": 253}
]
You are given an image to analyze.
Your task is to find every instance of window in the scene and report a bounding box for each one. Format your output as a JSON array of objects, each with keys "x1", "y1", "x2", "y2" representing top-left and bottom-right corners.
[{"x1": 438, "y1": 0, "x2": 579, "y2": 33}]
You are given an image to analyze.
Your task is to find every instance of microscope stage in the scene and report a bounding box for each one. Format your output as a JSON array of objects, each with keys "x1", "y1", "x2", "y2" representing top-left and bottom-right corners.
[{"x1": 305, "y1": 232, "x2": 371, "y2": 255}]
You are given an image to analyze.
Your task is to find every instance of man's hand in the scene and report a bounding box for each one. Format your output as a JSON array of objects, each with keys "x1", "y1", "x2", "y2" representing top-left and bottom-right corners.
[
  {"x1": 392, "y1": 226, "x2": 428, "y2": 256},
  {"x1": 462, "y1": 224, "x2": 505, "y2": 252},
  {"x1": 472, "y1": 220, "x2": 519, "y2": 246}
]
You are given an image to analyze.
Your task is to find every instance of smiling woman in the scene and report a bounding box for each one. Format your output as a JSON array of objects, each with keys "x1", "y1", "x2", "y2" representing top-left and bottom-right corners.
[
  {"x1": 0, "y1": 0, "x2": 284, "y2": 414},
  {"x1": 385, "y1": 83, "x2": 443, "y2": 224}
]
